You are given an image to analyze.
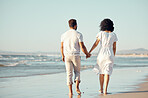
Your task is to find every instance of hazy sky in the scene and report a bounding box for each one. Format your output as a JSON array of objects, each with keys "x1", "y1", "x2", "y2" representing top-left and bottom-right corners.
[{"x1": 0, "y1": 0, "x2": 148, "y2": 52}]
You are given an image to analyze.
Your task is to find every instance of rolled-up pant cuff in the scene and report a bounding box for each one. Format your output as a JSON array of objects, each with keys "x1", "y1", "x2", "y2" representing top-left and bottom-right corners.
[
  {"x1": 67, "y1": 82, "x2": 73, "y2": 86},
  {"x1": 74, "y1": 80, "x2": 81, "y2": 83}
]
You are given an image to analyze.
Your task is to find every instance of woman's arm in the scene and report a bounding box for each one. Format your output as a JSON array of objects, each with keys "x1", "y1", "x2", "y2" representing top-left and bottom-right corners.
[
  {"x1": 89, "y1": 38, "x2": 100, "y2": 54},
  {"x1": 113, "y1": 42, "x2": 116, "y2": 56}
]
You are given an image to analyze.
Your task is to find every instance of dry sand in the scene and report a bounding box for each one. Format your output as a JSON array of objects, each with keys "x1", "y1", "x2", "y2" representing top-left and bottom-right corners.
[
  {"x1": 100, "y1": 76, "x2": 148, "y2": 98},
  {"x1": 116, "y1": 54, "x2": 148, "y2": 57}
]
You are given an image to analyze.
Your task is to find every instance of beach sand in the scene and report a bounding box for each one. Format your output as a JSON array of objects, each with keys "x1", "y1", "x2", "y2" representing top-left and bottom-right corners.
[
  {"x1": 0, "y1": 68, "x2": 148, "y2": 98},
  {"x1": 100, "y1": 77, "x2": 148, "y2": 98}
]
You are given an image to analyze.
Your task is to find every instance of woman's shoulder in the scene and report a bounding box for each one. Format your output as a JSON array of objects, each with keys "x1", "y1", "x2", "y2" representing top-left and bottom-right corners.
[
  {"x1": 112, "y1": 32, "x2": 117, "y2": 36},
  {"x1": 97, "y1": 31, "x2": 104, "y2": 35},
  {"x1": 112, "y1": 32, "x2": 118, "y2": 41},
  {"x1": 96, "y1": 31, "x2": 103, "y2": 36}
]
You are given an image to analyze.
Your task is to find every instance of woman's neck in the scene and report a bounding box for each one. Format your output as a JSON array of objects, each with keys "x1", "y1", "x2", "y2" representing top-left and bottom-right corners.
[{"x1": 104, "y1": 30, "x2": 111, "y2": 33}]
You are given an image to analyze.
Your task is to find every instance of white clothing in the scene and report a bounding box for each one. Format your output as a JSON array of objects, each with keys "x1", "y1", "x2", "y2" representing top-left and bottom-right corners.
[
  {"x1": 65, "y1": 56, "x2": 81, "y2": 85},
  {"x1": 61, "y1": 29, "x2": 83, "y2": 56},
  {"x1": 96, "y1": 31, "x2": 118, "y2": 75},
  {"x1": 61, "y1": 29, "x2": 83, "y2": 85}
]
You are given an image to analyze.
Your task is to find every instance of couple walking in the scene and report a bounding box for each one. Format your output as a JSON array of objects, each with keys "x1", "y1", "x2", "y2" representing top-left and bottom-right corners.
[{"x1": 61, "y1": 19, "x2": 118, "y2": 95}]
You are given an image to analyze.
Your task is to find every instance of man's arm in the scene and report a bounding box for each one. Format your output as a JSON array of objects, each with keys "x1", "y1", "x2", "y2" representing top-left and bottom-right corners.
[
  {"x1": 61, "y1": 42, "x2": 65, "y2": 62},
  {"x1": 79, "y1": 42, "x2": 90, "y2": 57}
]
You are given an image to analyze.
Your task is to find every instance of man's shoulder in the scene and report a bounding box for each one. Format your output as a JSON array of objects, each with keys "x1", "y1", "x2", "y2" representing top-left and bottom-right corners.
[
  {"x1": 67, "y1": 29, "x2": 82, "y2": 35},
  {"x1": 62, "y1": 29, "x2": 82, "y2": 37},
  {"x1": 62, "y1": 29, "x2": 73, "y2": 35},
  {"x1": 77, "y1": 31, "x2": 82, "y2": 34},
  {"x1": 61, "y1": 33, "x2": 65, "y2": 38},
  {"x1": 76, "y1": 31, "x2": 82, "y2": 37},
  {"x1": 61, "y1": 30, "x2": 69, "y2": 37}
]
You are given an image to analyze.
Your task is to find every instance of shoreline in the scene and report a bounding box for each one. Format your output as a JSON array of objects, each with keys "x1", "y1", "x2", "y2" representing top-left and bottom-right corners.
[
  {"x1": 1, "y1": 52, "x2": 148, "y2": 57},
  {"x1": 0, "y1": 66, "x2": 94, "y2": 78},
  {"x1": 100, "y1": 76, "x2": 148, "y2": 98},
  {"x1": 0, "y1": 68, "x2": 148, "y2": 98}
]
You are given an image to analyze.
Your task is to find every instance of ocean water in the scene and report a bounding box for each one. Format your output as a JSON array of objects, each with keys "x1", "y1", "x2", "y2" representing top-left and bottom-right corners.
[
  {"x1": 0, "y1": 53, "x2": 148, "y2": 79},
  {"x1": 0, "y1": 53, "x2": 148, "y2": 98}
]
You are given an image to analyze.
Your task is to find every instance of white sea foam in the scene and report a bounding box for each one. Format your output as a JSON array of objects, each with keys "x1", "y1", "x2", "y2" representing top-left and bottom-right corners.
[
  {"x1": 33, "y1": 59, "x2": 42, "y2": 62},
  {"x1": 136, "y1": 70, "x2": 141, "y2": 72},
  {"x1": 0, "y1": 57, "x2": 9, "y2": 60},
  {"x1": 5, "y1": 63, "x2": 19, "y2": 66},
  {"x1": 46, "y1": 54, "x2": 61, "y2": 57},
  {"x1": 55, "y1": 59, "x2": 61, "y2": 62},
  {"x1": 18, "y1": 60, "x2": 28, "y2": 64},
  {"x1": 28, "y1": 57, "x2": 35, "y2": 60},
  {"x1": 11, "y1": 57, "x2": 19, "y2": 60},
  {"x1": 42, "y1": 59, "x2": 46, "y2": 61}
]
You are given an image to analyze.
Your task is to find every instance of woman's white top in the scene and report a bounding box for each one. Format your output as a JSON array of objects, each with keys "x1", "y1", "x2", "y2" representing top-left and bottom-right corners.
[{"x1": 95, "y1": 31, "x2": 118, "y2": 75}]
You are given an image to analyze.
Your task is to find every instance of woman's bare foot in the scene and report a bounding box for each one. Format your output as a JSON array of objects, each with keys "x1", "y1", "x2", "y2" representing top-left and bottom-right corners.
[
  {"x1": 99, "y1": 89, "x2": 103, "y2": 93},
  {"x1": 104, "y1": 90, "x2": 107, "y2": 95},
  {"x1": 76, "y1": 89, "x2": 81, "y2": 95},
  {"x1": 69, "y1": 89, "x2": 73, "y2": 96},
  {"x1": 69, "y1": 93, "x2": 73, "y2": 98}
]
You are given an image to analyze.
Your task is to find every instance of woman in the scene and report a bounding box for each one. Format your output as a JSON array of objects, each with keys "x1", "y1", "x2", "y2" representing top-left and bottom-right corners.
[{"x1": 89, "y1": 19, "x2": 118, "y2": 95}]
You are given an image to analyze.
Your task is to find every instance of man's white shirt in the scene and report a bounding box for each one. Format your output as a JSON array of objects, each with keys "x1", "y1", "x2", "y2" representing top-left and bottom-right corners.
[{"x1": 61, "y1": 29, "x2": 83, "y2": 56}]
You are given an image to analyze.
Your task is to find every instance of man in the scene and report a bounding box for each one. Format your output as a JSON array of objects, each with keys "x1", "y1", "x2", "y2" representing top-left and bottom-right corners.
[{"x1": 61, "y1": 19, "x2": 91, "y2": 95}]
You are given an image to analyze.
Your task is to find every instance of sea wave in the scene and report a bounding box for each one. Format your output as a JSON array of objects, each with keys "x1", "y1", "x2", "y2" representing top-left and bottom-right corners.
[
  {"x1": 0, "y1": 63, "x2": 19, "y2": 67},
  {"x1": 0, "y1": 72, "x2": 64, "y2": 78}
]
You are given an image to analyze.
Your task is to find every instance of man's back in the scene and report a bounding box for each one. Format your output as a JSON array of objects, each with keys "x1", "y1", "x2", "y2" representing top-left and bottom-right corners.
[{"x1": 61, "y1": 29, "x2": 83, "y2": 56}]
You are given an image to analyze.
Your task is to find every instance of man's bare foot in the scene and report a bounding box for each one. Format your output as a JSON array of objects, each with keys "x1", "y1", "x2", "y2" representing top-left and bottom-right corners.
[
  {"x1": 99, "y1": 89, "x2": 103, "y2": 93},
  {"x1": 69, "y1": 92, "x2": 73, "y2": 95},
  {"x1": 76, "y1": 89, "x2": 81, "y2": 95},
  {"x1": 69, "y1": 93, "x2": 73, "y2": 98},
  {"x1": 69, "y1": 92, "x2": 73, "y2": 96}
]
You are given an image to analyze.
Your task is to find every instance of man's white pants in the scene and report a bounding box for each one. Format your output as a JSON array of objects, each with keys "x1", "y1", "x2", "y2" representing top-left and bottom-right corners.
[{"x1": 65, "y1": 56, "x2": 81, "y2": 85}]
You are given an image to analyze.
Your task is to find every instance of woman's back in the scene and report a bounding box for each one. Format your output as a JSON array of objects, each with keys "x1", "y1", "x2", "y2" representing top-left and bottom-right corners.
[
  {"x1": 97, "y1": 31, "x2": 117, "y2": 58},
  {"x1": 97, "y1": 31, "x2": 117, "y2": 48}
]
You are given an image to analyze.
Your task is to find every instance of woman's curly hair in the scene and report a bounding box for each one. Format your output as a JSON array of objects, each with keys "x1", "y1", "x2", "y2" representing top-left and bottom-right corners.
[{"x1": 100, "y1": 19, "x2": 114, "y2": 32}]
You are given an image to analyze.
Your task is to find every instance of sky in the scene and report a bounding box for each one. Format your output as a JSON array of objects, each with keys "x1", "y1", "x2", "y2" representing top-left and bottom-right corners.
[{"x1": 0, "y1": 0, "x2": 148, "y2": 52}]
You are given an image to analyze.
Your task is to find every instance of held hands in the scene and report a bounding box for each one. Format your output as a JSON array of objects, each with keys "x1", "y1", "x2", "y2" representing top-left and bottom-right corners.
[{"x1": 86, "y1": 53, "x2": 91, "y2": 59}]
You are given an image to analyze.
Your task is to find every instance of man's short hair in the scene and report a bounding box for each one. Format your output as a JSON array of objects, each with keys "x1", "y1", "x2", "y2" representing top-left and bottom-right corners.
[{"x1": 68, "y1": 19, "x2": 77, "y2": 28}]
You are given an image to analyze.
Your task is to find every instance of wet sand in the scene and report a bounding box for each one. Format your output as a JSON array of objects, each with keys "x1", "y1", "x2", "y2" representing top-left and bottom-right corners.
[
  {"x1": 0, "y1": 68, "x2": 148, "y2": 98},
  {"x1": 100, "y1": 76, "x2": 148, "y2": 98}
]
